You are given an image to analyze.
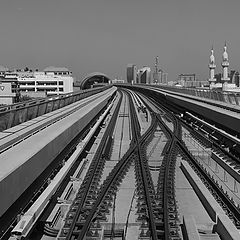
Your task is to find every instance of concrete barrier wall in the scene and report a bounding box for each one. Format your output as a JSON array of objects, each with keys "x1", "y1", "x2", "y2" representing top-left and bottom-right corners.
[
  {"x1": 0, "y1": 87, "x2": 109, "y2": 132},
  {"x1": 180, "y1": 161, "x2": 240, "y2": 240},
  {"x1": 180, "y1": 161, "x2": 218, "y2": 222},
  {"x1": 215, "y1": 214, "x2": 240, "y2": 240},
  {"x1": 0, "y1": 89, "x2": 115, "y2": 217},
  {"x1": 182, "y1": 215, "x2": 200, "y2": 240},
  {"x1": 166, "y1": 94, "x2": 240, "y2": 134}
]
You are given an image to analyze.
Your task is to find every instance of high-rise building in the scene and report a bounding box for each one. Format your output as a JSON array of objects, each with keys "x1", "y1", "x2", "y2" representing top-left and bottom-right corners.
[
  {"x1": 161, "y1": 72, "x2": 168, "y2": 84},
  {"x1": 153, "y1": 56, "x2": 160, "y2": 84},
  {"x1": 152, "y1": 71, "x2": 161, "y2": 84},
  {"x1": 137, "y1": 67, "x2": 151, "y2": 84},
  {"x1": 214, "y1": 73, "x2": 222, "y2": 83},
  {"x1": 234, "y1": 72, "x2": 240, "y2": 87},
  {"x1": 126, "y1": 64, "x2": 137, "y2": 84},
  {"x1": 229, "y1": 70, "x2": 240, "y2": 87}
]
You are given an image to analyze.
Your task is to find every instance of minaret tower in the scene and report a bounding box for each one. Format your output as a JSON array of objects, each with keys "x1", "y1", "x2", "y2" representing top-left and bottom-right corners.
[
  {"x1": 221, "y1": 42, "x2": 230, "y2": 91},
  {"x1": 209, "y1": 46, "x2": 216, "y2": 89}
]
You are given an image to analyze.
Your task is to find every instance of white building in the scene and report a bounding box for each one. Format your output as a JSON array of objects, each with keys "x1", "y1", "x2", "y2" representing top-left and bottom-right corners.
[
  {"x1": 18, "y1": 67, "x2": 74, "y2": 97},
  {"x1": 0, "y1": 67, "x2": 18, "y2": 105},
  {"x1": 112, "y1": 79, "x2": 125, "y2": 84},
  {"x1": 0, "y1": 82, "x2": 16, "y2": 105}
]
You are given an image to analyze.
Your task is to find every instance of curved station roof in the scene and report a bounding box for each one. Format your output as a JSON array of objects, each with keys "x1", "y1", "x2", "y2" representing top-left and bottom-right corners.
[{"x1": 80, "y1": 72, "x2": 111, "y2": 89}]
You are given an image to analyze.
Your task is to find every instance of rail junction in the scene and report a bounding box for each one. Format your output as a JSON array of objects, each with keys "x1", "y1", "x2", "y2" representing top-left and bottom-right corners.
[{"x1": 0, "y1": 85, "x2": 240, "y2": 239}]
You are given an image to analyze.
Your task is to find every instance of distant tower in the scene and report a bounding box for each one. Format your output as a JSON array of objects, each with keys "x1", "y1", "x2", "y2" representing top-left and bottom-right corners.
[
  {"x1": 155, "y1": 56, "x2": 159, "y2": 73},
  {"x1": 221, "y1": 42, "x2": 230, "y2": 91},
  {"x1": 153, "y1": 56, "x2": 159, "y2": 84},
  {"x1": 208, "y1": 46, "x2": 216, "y2": 89}
]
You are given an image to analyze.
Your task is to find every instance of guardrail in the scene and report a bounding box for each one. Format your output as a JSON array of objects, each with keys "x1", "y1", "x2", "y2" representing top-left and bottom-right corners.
[
  {"x1": 113, "y1": 83, "x2": 240, "y2": 106},
  {"x1": 150, "y1": 84, "x2": 240, "y2": 106},
  {"x1": 0, "y1": 86, "x2": 110, "y2": 132}
]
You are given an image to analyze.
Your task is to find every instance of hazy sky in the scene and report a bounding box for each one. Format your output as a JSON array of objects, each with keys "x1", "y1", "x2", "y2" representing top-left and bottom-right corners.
[{"x1": 0, "y1": 0, "x2": 240, "y2": 81}]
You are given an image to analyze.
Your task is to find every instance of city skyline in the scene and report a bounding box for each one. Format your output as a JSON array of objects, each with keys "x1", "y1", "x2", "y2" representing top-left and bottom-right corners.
[{"x1": 0, "y1": 0, "x2": 240, "y2": 81}]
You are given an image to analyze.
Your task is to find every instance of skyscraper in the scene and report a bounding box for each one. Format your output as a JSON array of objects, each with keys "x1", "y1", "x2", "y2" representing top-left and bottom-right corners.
[
  {"x1": 126, "y1": 64, "x2": 137, "y2": 84},
  {"x1": 137, "y1": 67, "x2": 151, "y2": 84},
  {"x1": 153, "y1": 56, "x2": 159, "y2": 84},
  {"x1": 161, "y1": 72, "x2": 168, "y2": 84}
]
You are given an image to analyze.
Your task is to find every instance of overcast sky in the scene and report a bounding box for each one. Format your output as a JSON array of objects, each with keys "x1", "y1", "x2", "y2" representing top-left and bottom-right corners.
[{"x1": 0, "y1": 0, "x2": 240, "y2": 81}]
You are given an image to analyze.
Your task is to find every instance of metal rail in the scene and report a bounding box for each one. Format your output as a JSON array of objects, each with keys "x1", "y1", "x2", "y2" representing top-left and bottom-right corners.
[
  {"x1": 63, "y1": 89, "x2": 161, "y2": 239},
  {"x1": 154, "y1": 112, "x2": 181, "y2": 239},
  {"x1": 61, "y1": 88, "x2": 188, "y2": 240},
  {"x1": 145, "y1": 92, "x2": 240, "y2": 229},
  {"x1": 0, "y1": 93, "x2": 114, "y2": 240},
  {"x1": 129, "y1": 92, "x2": 159, "y2": 240},
  {"x1": 75, "y1": 89, "x2": 157, "y2": 239},
  {"x1": 62, "y1": 92, "x2": 123, "y2": 239}
]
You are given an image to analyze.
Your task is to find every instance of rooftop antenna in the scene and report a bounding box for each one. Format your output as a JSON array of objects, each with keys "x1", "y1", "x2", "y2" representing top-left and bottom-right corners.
[
  {"x1": 155, "y1": 56, "x2": 159, "y2": 74},
  {"x1": 153, "y1": 56, "x2": 159, "y2": 84}
]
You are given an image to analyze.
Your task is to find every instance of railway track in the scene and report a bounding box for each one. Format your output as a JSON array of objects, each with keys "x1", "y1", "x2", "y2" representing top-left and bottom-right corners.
[
  {"x1": 58, "y1": 92, "x2": 123, "y2": 239},
  {"x1": 8, "y1": 87, "x2": 240, "y2": 239},
  {"x1": 0, "y1": 109, "x2": 104, "y2": 240},
  {"x1": 58, "y1": 88, "x2": 184, "y2": 240},
  {"x1": 6, "y1": 90, "x2": 117, "y2": 240},
  {"x1": 143, "y1": 92, "x2": 240, "y2": 231}
]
